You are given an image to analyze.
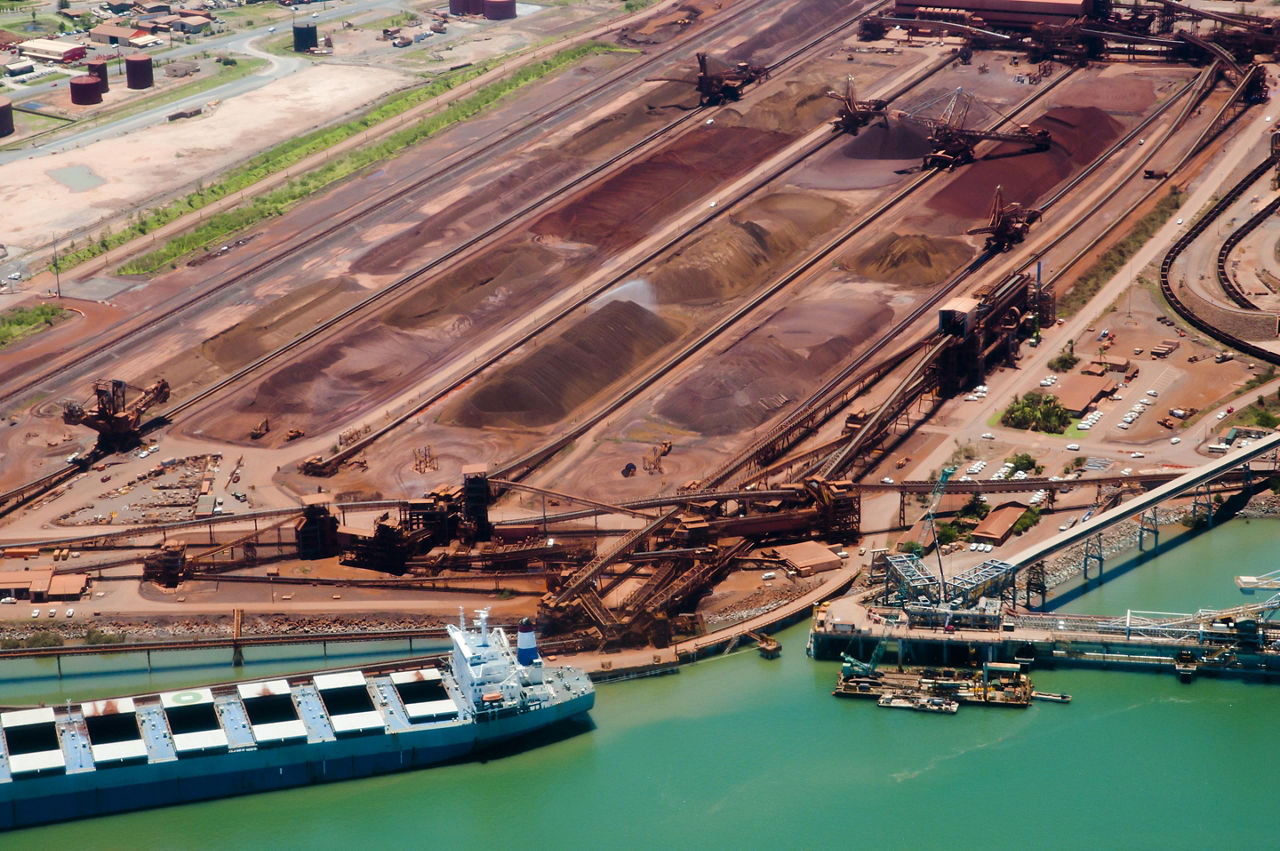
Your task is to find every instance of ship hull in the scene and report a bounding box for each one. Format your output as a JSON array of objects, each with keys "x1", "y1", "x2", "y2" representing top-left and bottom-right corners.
[{"x1": 2, "y1": 690, "x2": 593, "y2": 831}]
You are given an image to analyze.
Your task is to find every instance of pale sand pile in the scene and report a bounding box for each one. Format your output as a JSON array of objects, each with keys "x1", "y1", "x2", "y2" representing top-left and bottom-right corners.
[{"x1": 0, "y1": 64, "x2": 414, "y2": 250}]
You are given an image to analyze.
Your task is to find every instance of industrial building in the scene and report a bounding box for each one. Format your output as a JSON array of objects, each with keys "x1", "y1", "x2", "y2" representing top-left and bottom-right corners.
[
  {"x1": 1052, "y1": 373, "x2": 1116, "y2": 416},
  {"x1": 970, "y1": 501, "x2": 1030, "y2": 546},
  {"x1": 90, "y1": 23, "x2": 146, "y2": 45},
  {"x1": 893, "y1": 0, "x2": 1093, "y2": 28},
  {"x1": 17, "y1": 39, "x2": 88, "y2": 63},
  {"x1": 0, "y1": 568, "x2": 53, "y2": 602},
  {"x1": 769, "y1": 541, "x2": 843, "y2": 577}
]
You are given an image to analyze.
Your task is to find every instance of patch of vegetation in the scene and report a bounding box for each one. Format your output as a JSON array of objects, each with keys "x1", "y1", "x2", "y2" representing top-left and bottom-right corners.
[
  {"x1": 1242, "y1": 367, "x2": 1276, "y2": 393},
  {"x1": 1012, "y1": 506, "x2": 1041, "y2": 536},
  {"x1": 623, "y1": 0, "x2": 660, "y2": 10},
  {"x1": 0, "y1": 303, "x2": 65, "y2": 349},
  {"x1": 1058, "y1": 187, "x2": 1184, "y2": 316},
  {"x1": 957, "y1": 493, "x2": 990, "y2": 521},
  {"x1": 1006, "y1": 452, "x2": 1039, "y2": 474},
  {"x1": 1048, "y1": 345, "x2": 1079, "y2": 372},
  {"x1": 900, "y1": 540, "x2": 924, "y2": 557},
  {"x1": 72, "y1": 42, "x2": 623, "y2": 276},
  {"x1": 84, "y1": 627, "x2": 127, "y2": 645},
  {"x1": 1000, "y1": 391, "x2": 1072, "y2": 434},
  {"x1": 24, "y1": 630, "x2": 65, "y2": 649},
  {"x1": 1062, "y1": 455, "x2": 1085, "y2": 475}
]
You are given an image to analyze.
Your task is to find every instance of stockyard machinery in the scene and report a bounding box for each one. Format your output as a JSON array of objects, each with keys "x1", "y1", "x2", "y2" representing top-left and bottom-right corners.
[
  {"x1": 646, "y1": 52, "x2": 769, "y2": 105},
  {"x1": 62, "y1": 378, "x2": 170, "y2": 452},
  {"x1": 827, "y1": 75, "x2": 888, "y2": 135},
  {"x1": 897, "y1": 88, "x2": 1051, "y2": 171},
  {"x1": 967, "y1": 185, "x2": 1043, "y2": 252}
]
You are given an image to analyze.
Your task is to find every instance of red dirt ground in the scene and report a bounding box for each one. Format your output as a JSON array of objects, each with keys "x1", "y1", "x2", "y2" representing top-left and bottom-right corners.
[
  {"x1": 927, "y1": 105, "x2": 1124, "y2": 220},
  {"x1": 528, "y1": 125, "x2": 796, "y2": 252}
]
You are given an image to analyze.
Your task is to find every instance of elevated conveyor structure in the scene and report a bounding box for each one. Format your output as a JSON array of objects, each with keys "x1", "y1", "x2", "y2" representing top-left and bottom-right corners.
[
  {"x1": 1003, "y1": 431, "x2": 1280, "y2": 571},
  {"x1": 879, "y1": 435, "x2": 1280, "y2": 614}
]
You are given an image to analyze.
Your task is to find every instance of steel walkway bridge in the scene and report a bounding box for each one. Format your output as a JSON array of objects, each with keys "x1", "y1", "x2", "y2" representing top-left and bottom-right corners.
[{"x1": 884, "y1": 432, "x2": 1280, "y2": 609}]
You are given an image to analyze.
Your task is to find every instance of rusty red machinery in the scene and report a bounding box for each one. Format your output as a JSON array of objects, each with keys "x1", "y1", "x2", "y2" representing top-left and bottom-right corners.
[
  {"x1": 62, "y1": 378, "x2": 169, "y2": 451},
  {"x1": 646, "y1": 52, "x2": 770, "y2": 105},
  {"x1": 826, "y1": 75, "x2": 888, "y2": 135},
  {"x1": 967, "y1": 185, "x2": 1043, "y2": 252},
  {"x1": 897, "y1": 87, "x2": 1051, "y2": 171}
]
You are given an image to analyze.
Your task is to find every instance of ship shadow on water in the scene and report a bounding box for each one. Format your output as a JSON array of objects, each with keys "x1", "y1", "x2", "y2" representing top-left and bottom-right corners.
[{"x1": 469, "y1": 716, "x2": 597, "y2": 765}]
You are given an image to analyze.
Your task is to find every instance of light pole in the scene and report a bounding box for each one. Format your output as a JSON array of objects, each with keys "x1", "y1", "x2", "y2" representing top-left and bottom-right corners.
[{"x1": 51, "y1": 240, "x2": 61, "y2": 299}]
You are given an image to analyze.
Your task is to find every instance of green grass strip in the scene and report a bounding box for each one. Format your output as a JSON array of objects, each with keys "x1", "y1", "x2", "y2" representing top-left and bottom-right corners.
[
  {"x1": 60, "y1": 41, "x2": 623, "y2": 276},
  {"x1": 1057, "y1": 187, "x2": 1184, "y2": 317},
  {"x1": 0, "y1": 303, "x2": 65, "y2": 349}
]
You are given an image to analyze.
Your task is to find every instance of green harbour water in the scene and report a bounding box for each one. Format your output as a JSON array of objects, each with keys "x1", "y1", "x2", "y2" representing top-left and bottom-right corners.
[{"x1": 5, "y1": 519, "x2": 1280, "y2": 848}]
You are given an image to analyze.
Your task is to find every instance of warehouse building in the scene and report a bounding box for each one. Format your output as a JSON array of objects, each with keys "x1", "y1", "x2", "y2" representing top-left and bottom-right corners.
[
  {"x1": 971, "y1": 501, "x2": 1031, "y2": 546},
  {"x1": 17, "y1": 39, "x2": 88, "y2": 63},
  {"x1": 893, "y1": 0, "x2": 1094, "y2": 29}
]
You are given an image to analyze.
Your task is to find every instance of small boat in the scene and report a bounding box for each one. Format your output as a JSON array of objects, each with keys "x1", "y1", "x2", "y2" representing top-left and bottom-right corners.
[
  {"x1": 877, "y1": 693, "x2": 916, "y2": 710},
  {"x1": 911, "y1": 696, "x2": 959, "y2": 714},
  {"x1": 1031, "y1": 691, "x2": 1072, "y2": 704},
  {"x1": 877, "y1": 694, "x2": 958, "y2": 714}
]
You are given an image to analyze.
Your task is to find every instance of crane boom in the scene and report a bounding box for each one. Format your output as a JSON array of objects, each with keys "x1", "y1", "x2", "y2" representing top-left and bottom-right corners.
[{"x1": 927, "y1": 466, "x2": 956, "y2": 602}]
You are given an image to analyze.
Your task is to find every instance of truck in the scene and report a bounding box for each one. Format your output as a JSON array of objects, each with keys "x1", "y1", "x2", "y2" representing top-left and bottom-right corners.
[{"x1": 1214, "y1": 352, "x2": 1235, "y2": 363}]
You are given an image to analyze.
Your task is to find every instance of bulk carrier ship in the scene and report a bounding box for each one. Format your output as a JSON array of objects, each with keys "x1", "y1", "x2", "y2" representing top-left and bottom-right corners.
[{"x1": 0, "y1": 611, "x2": 594, "y2": 830}]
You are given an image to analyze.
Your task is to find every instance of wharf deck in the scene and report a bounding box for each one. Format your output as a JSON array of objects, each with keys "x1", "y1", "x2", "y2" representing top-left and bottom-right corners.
[{"x1": 810, "y1": 593, "x2": 1280, "y2": 681}]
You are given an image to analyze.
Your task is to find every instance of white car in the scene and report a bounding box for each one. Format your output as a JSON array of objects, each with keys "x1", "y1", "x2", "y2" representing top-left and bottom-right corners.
[
  {"x1": 65, "y1": 608, "x2": 74, "y2": 618},
  {"x1": 980, "y1": 433, "x2": 995, "y2": 440},
  {"x1": 969, "y1": 542, "x2": 978, "y2": 551},
  {"x1": 1078, "y1": 423, "x2": 1092, "y2": 431},
  {"x1": 0, "y1": 596, "x2": 15, "y2": 605},
  {"x1": 1066, "y1": 443, "x2": 1080, "y2": 451},
  {"x1": 1217, "y1": 412, "x2": 1226, "y2": 419},
  {"x1": 1170, "y1": 437, "x2": 1182, "y2": 445},
  {"x1": 1131, "y1": 451, "x2": 1145, "y2": 458},
  {"x1": 1146, "y1": 390, "x2": 1159, "y2": 397},
  {"x1": 31, "y1": 609, "x2": 40, "y2": 619},
  {"x1": 881, "y1": 477, "x2": 894, "y2": 484}
]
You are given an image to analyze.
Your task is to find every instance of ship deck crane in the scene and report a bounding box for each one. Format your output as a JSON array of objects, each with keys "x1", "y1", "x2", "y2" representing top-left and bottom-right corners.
[
  {"x1": 897, "y1": 88, "x2": 1051, "y2": 171},
  {"x1": 967, "y1": 185, "x2": 1044, "y2": 252}
]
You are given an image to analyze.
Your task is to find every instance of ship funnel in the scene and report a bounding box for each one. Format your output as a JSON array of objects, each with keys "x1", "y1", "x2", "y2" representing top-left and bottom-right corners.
[{"x1": 516, "y1": 617, "x2": 539, "y2": 665}]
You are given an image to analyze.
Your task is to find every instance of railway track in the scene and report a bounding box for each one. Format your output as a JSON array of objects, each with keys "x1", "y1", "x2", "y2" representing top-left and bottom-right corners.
[
  {"x1": 532, "y1": 68, "x2": 1086, "y2": 610},
  {"x1": 488, "y1": 64, "x2": 1083, "y2": 486},
  {"x1": 0, "y1": 0, "x2": 882, "y2": 411},
  {"x1": 279, "y1": 17, "x2": 949, "y2": 478},
  {"x1": 1216, "y1": 189, "x2": 1280, "y2": 310},
  {"x1": 155, "y1": 1, "x2": 895, "y2": 434},
  {"x1": 1161, "y1": 155, "x2": 1280, "y2": 365},
  {"x1": 0, "y1": 2, "x2": 894, "y2": 513},
  {"x1": 741, "y1": 65, "x2": 1210, "y2": 487}
]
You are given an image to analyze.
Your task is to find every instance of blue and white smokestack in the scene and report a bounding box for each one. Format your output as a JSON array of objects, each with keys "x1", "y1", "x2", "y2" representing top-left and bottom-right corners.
[{"x1": 516, "y1": 617, "x2": 539, "y2": 666}]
